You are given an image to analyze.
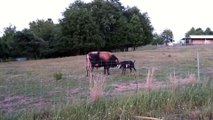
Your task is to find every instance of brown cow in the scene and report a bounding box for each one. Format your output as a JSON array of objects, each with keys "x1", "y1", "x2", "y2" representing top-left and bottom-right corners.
[{"x1": 86, "y1": 51, "x2": 119, "y2": 76}]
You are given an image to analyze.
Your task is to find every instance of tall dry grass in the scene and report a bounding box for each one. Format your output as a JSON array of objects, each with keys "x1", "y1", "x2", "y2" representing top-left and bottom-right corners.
[
  {"x1": 10, "y1": 72, "x2": 212, "y2": 120},
  {"x1": 170, "y1": 72, "x2": 197, "y2": 91},
  {"x1": 146, "y1": 68, "x2": 156, "y2": 89}
]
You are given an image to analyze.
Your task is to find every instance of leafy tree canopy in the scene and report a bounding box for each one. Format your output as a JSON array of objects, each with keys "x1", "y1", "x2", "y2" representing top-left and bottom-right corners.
[
  {"x1": 0, "y1": 0, "x2": 154, "y2": 59},
  {"x1": 160, "y1": 29, "x2": 173, "y2": 46},
  {"x1": 185, "y1": 27, "x2": 213, "y2": 37}
]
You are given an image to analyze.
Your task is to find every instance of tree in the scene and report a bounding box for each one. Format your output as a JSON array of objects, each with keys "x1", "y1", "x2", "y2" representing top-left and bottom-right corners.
[
  {"x1": 13, "y1": 29, "x2": 46, "y2": 59},
  {"x1": 111, "y1": 15, "x2": 130, "y2": 51},
  {"x1": 204, "y1": 27, "x2": 213, "y2": 35},
  {"x1": 60, "y1": 0, "x2": 102, "y2": 55},
  {"x1": 151, "y1": 33, "x2": 164, "y2": 45},
  {"x1": 0, "y1": 37, "x2": 9, "y2": 59},
  {"x1": 29, "y1": 19, "x2": 55, "y2": 41},
  {"x1": 128, "y1": 14, "x2": 143, "y2": 50},
  {"x1": 29, "y1": 19, "x2": 58, "y2": 58},
  {"x1": 185, "y1": 27, "x2": 213, "y2": 36},
  {"x1": 0, "y1": 25, "x2": 16, "y2": 59},
  {"x1": 59, "y1": 0, "x2": 154, "y2": 54},
  {"x1": 1, "y1": 0, "x2": 155, "y2": 59},
  {"x1": 124, "y1": 7, "x2": 153, "y2": 46},
  {"x1": 195, "y1": 28, "x2": 204, "y2": 35},
  {"x1": 161, "y1": 29, "x2": 173, "y2": 46},
  {"x1": 185, "y1": 27, "x2": 196, "y2": 37},
  {"x1": 89, "y1": 0, "x2": 124, "y2": 50},
  {"x1": 0, "y1": 37, "x2": 6, "y2": 59},
  {"x1": 140, "y1": 12, "x2": 154, "y2": 45}
]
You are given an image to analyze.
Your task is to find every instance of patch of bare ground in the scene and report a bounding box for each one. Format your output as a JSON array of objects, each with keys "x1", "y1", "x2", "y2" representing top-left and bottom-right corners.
[
  {"x1": 112, "y1": 81, "x2": 163, "y2": 92},
  {"x1": 111, "y1": 74, "x2": 197, "y2": 95},
  {"x1": 29, "y1": 99, "x2": 54, "y2": 108},
  {"x1": 0, "y1": 95, "x2": 53, "y2": 114},
  {"x1": 65, "y1": 88, "x2": 87, "y2": 100},
  {"x1": 0, "y1": 87, "x2": 87, "y2": 114},
  {"x1": 0, "y1": 96, "x2": 30, "y2": 113},
  {"x1": 48, "y1": 87, "x2": 87, "y2": 98}
]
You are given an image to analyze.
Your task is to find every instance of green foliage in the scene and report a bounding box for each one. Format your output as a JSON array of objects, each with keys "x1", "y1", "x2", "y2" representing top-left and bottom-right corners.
[
  {"x1": 0, "y1": 37, "x2": 8, "y2": 59},
  {"x1": 129, "y1": 14, "x2": 144, "y2": 49},
  {"x1": 204, "y1": 27, "x2": 213, "y2": 35},
  {"x1": 18, "y1": 81, "x2": 213, "y2": 119},
  {"x1": 53, "y1": 72, "x2": 63, "y2": 80},
  {"x1": 29, "y1": 19, "x2": 63, "y2": 58},
  {"x1": 13, "y1": 29, "x2": 46, "y2": 59},
  {"x1": 0, "y1": 25, "x2": 16, "y2": 59},
  {"x1": 0, "y1": 0, "x2": 154, "y2": 59},
  {"x1": 29, "y1": 19, "x2": 55, "y2": 41},
  {"x1": 61, "y1": 82, "x2": 212, "y2": 119},
  {"x1": 151, "y1": 33, "x2": 164, "y2": 45},
  {"x1": 60, "y1": 0, "x2": 153, "y2": 53},
  {"x1": 161, "y1": 29, "x2": 173, "y2": 45},
  {"x1": 61, "y1": 1, "x2": 103, "y2": 54},
  {"x1": 185, "y1": 27, "x2": 213, "y2": 37},
  {"x1": 124, "y1": 7, "x2": 153, "y2": 45}
]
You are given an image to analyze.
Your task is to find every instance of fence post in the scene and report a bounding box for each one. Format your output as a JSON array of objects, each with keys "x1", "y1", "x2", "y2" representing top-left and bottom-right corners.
[{"x1": 196, "y1": 51, "x2": 200, "y2": 81}]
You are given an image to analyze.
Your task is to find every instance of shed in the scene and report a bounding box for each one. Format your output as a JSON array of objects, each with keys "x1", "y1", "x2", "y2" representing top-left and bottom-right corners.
[{"x1": 182, "y1": 35, "x2": 213, "y2": 45}]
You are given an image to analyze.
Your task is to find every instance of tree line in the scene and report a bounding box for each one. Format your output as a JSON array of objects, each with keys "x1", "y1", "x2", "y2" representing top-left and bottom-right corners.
[
  {"x1": 1, "y1": 0, "x2": 212, "y2": 61},
  {"x1": 152, "y1": 27, "x2": 213, "y2": 46},
  {"x1": 0, "y1": 0, "x2": 154, "y2": 60},
  {"x1": 185, "y1": 27, "x2": 213, "y2": 36}
]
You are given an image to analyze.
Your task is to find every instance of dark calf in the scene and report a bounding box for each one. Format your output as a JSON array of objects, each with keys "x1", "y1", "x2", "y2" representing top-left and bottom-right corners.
[{"x1": 117, "y1": 60, "x2": 136, "y2": 75}]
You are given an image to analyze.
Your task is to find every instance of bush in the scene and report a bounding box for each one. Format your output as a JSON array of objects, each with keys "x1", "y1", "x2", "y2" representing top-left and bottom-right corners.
[{"x1": 53, "y1": 72, "x2": 63, "y2": 80}]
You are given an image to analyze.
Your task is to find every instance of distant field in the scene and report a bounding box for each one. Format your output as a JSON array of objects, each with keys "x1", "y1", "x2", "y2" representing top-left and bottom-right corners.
[{"x1": 0, "y1": 45, "x2": 212, "y2": 119}]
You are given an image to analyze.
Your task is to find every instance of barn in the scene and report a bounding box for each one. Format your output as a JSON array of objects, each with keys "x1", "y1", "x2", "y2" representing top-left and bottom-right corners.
[{"x1": 182, "y1": 35, "x2": 213, "y2": 45}]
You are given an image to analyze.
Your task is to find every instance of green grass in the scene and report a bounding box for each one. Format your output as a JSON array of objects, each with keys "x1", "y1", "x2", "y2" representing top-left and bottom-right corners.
[
  {"x1": 0, "y1": 45, "x2": 212, "y2": 119},
  {"x1": 53, "y1": 72, "x2": 63, "y2": 80},
  {"x1": 17, "y1": 80, "x2": 212, "y2": 120}
]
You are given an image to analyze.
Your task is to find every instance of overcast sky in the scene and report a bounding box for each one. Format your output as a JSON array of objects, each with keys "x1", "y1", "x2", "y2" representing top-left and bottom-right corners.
[{"x1": 1, "y1": 0, "x2": 213, "y2": 42}]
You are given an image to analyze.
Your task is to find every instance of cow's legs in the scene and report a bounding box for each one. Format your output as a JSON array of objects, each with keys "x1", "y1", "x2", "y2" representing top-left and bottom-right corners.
[
  {"x1": 104, "y1": 67, "x2": 106, "y2": 75},
  {"x1": 104, "y1": 66, "x2": 110, "y2": 75},
  {"x1": 86, "y1": 66, "x2": 94, "y2": 76},
  {"x1": 86, "y1": 66, "x2": 89, "y2": 76},
  {"x1": 107, "y1": 67, "x2": 110, "y2": 75}
]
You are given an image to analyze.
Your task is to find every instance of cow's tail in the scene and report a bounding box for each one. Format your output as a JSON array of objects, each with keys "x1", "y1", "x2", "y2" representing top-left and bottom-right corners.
[{"x1": 86, "y1": 54, "x2": 92, "y2": 76}]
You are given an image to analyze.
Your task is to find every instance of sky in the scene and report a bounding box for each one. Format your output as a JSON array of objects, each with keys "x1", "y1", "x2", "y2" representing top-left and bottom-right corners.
[{"x1": 1, "y1": 0, "x2": 213, "y2": 42}]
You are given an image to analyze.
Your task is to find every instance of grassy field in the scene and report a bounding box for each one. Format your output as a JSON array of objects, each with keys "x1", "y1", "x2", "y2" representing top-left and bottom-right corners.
[{"x1": 0, "y1": 45, "x2": 212, "y2": 119}]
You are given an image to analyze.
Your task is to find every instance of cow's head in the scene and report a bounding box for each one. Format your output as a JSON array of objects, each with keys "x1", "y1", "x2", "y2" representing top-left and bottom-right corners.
[{"x1": 109, "y1": 55, "x2": 119, "y2": 67}]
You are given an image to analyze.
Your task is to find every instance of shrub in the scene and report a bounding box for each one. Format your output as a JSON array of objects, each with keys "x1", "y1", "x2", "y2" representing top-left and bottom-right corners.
[{"x1": 53, "y1": 72, "x2": 63, "y2": 80}]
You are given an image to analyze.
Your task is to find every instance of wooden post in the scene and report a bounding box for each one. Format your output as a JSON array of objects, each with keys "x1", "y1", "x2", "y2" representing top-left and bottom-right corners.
[{"x1": 196, "y1": 51, "x2": 200, "y2": 81}]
